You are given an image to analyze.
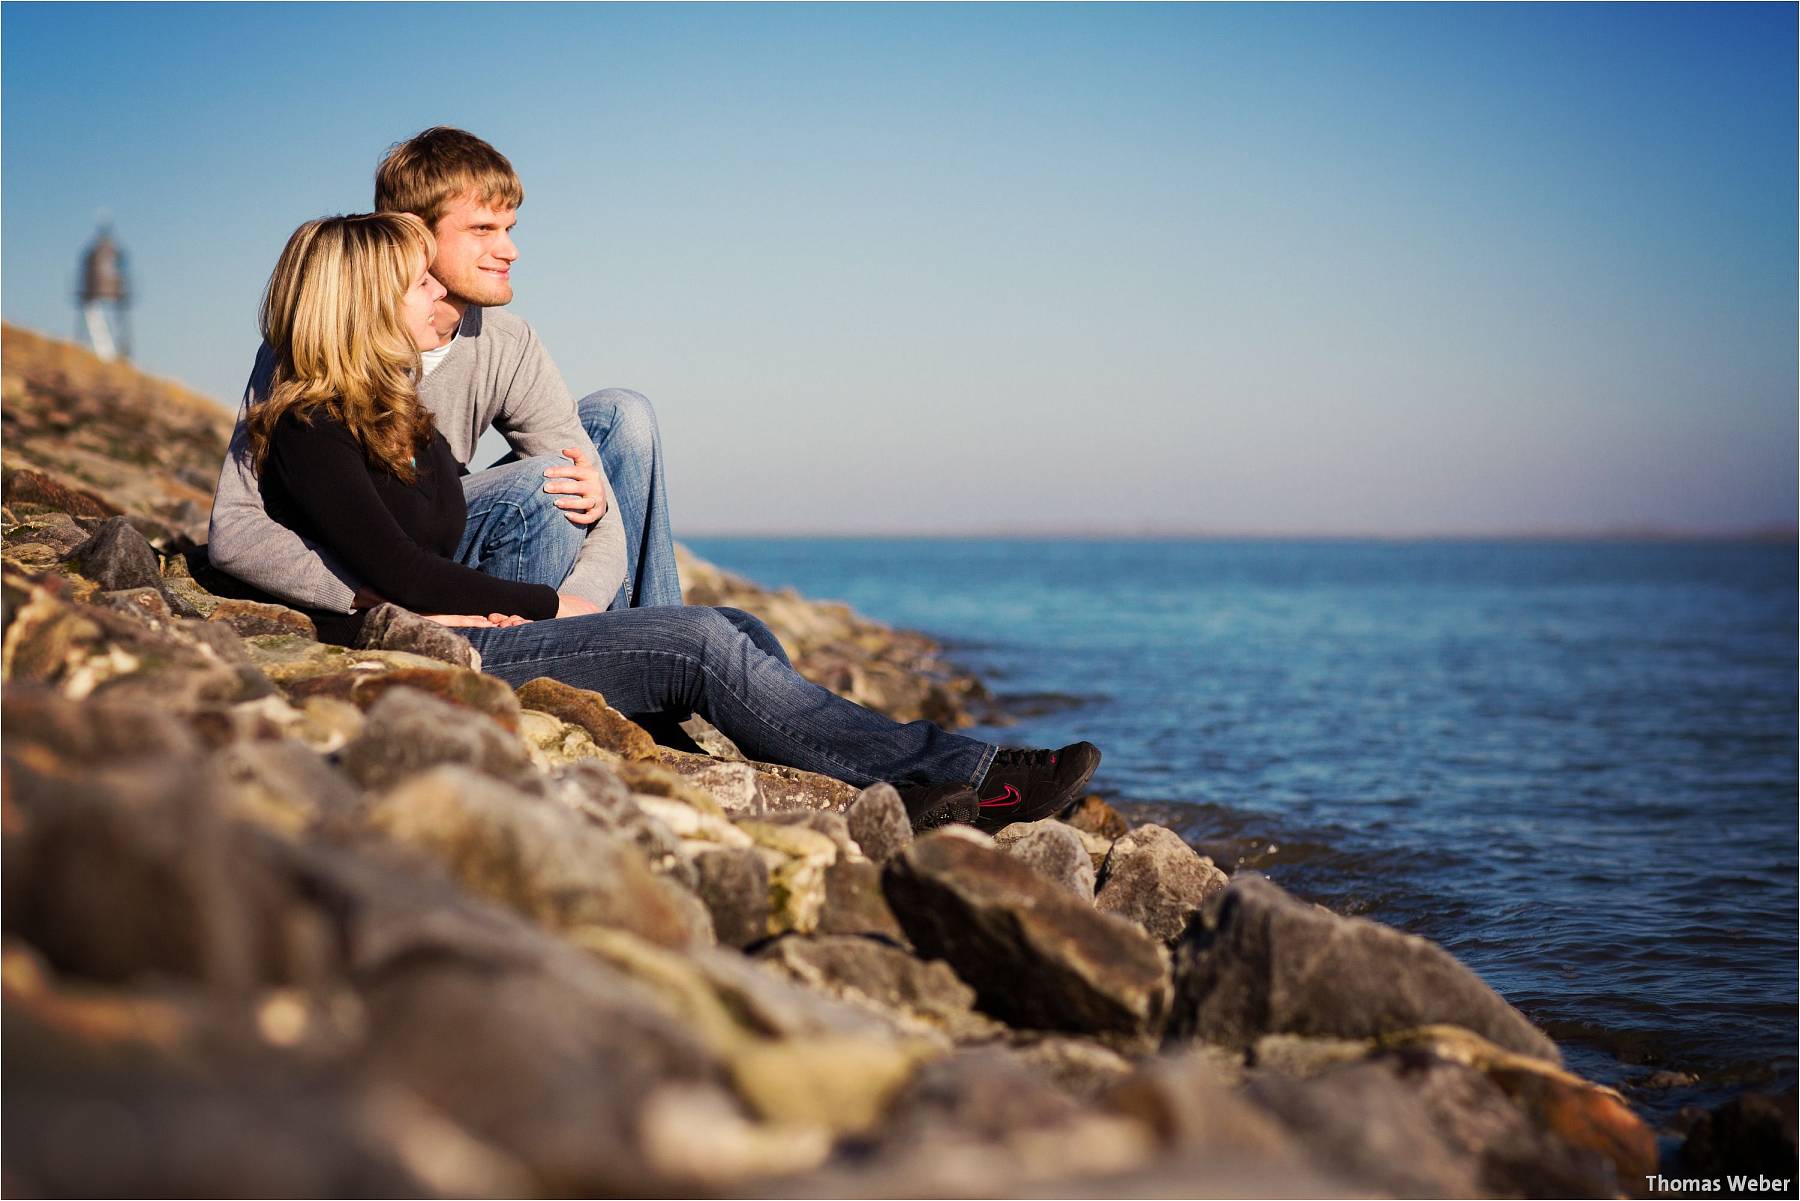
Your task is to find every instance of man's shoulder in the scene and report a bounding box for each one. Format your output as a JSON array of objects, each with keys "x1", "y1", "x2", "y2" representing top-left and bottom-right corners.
[
  {"x1": 243, "y1": 339, "x2": 278, "y2": 405},
  {"x1": 463, "y1": 306, "x2": 539, "y2": 347}
]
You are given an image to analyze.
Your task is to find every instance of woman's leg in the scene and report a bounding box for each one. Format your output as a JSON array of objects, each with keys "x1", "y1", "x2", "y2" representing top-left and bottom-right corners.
[{"x1": 462, "y1": 606, "x2": 994, "y2": 789}]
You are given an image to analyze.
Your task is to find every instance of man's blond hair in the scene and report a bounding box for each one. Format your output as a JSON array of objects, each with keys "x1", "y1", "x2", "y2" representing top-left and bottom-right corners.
[
  {"x1": 247, "y1": 213, "x2": 439, "y2": 483},
  {"x1": 374, "y1": 127, "x2": 524, "y2": 230}
]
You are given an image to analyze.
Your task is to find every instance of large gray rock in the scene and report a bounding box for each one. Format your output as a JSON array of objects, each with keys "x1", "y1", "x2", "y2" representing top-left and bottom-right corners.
[
  {"x1": 993, "y1": 819, "x2": 1096, "y2": 899},
  {"x1": 96, "y1": 584, "x2": 178, "y2": 621},
  {"x1": 340, "y1": 688, "x2": 538, "y2": 793},
  {"x1": 879, "y1": 1047, "x2": 1087, "y2": 1140},
  {"x1": 1, "y1": 740, "x2": 732, "y2": 1191},
  {"x1": 353, "y1": 923, "x2": 722, "y2": 1193},
  {"x1": 354, "y1": 602, "x2": 479, "y2": 669},
  {"x1": 3, "y1": 1002, "x2": 441, "y2": 1198},
  {"x1": 1248, "y1": 1033, "x2": 1370, "y2": 1079},
  {"x1": 1, "y1": 756, "x2": 332, "y2": 992},
  {"x1": 2, "y1": 683, "x2": 200, "y2": 762},
  {"x1": 516, "y1": 676, "x2": 658, "y2": 760},
  {"x1": 1003, "y1": 1035, "x2": 1142, "y2": 1098},
  {"x1": 208, "y1": 737, "x2": 361, "y2": 838},
  {"x1": 6, "y1": 509, "x2": 90, "y2": 555},
  {"x1": 1095, "y1": 824, "x2": 1228, "y2": 943},
  {"x1": 61, "y1": 515, "x2": 161, "y2": 591},
  {"x1": 1103, "y1": 1047, "x2": 1297, "y2": 1160},
  {"x1": 1243, "y1": 1056, "x2": 1620, "y2": 1199},
  {"x1": 882, "y1": 832, "x2": 1170, "y2": 1037},
  {"x1": 771, "y1": 1047, "x2": 1157, "y2": 1197},
  {"x1": 1243, "y1": 1060, "x2": 1486, "y2": 1197},
  {"x1": 207, "y1": 598, "x2": 318, "y2": 640},
  {"x1": 691, "y1": 847, "x2": 771, "y2": 949},
  {"x1": 553, "y1": 763, "x2": 695, "y2": 886},
  {"x1": 817, "y1": 857, "x2": 908, "y2": 943},
  {"x1": 757, "y1": 934, "x2": 993, "y2": 1040},
  {"x1": 763, "y1": 809, "x2": 861, "y2": 859},
  {"x1": 846, "y1": 783, "x2": 911, "y2": 865},
  {"x1": 285, "y1": 662, "x2": 522, "y2": 731},
  {"x1": 272, "y1": 832, "x2": 589, "y2": 980},
  {"x1": 1168, "y1": 875, "x2": 1561, "y2": 1063},
  {"x1": 363, "y1": 766, "x2": 699, "y2": 948},
  {"x1": 632, "y1": 1084, "x2": 830, "y2": 1189},
  {"x1": 2, "y1": 578, "x2": 270, "y2": 711},
  {"x1": 679, "y1": 943, "x2": 901, "y2": 1044}
]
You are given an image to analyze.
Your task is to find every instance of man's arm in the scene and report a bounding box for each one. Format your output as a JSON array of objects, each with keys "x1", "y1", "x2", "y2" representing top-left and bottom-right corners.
[
  {"x1": 487, "y1": 323, "x2": 627, "y2": 609},
  {"x1": 205, "y1": 344, "x2": 361, "y2": 613}
]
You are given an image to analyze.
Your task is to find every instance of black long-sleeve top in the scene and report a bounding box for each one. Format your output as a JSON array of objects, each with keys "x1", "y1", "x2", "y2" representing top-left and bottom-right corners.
[{"x1": 258, "y1": 409, "x2": 559, "y2": 643}]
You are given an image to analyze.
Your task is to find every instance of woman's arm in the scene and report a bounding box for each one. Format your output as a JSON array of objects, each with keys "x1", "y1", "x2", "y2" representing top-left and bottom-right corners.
[{"x1": 264, "y1": 416, "x2": 559, "y2": 621}]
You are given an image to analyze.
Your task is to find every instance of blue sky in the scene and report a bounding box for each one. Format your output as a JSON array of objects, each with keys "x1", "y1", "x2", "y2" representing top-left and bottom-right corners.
[{"x1": 4, "y1": 3, "x2": 1794, "y2": 535}]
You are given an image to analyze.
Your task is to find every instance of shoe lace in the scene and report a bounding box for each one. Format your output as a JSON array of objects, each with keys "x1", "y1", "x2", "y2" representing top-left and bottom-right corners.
[{"x1": 993, "y1": 747, "x2": 1055, "y2": 768}]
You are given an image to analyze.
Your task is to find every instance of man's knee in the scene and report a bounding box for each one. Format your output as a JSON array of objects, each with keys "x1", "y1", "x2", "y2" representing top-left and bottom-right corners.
[{"x1": 578, "y1": 388, "x2": 660, "y2": 458}]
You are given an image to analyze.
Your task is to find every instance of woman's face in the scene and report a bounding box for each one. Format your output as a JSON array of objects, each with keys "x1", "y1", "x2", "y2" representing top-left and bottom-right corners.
[{"x1": 400, "y1": 256, "x2": 448, "y2": 352}]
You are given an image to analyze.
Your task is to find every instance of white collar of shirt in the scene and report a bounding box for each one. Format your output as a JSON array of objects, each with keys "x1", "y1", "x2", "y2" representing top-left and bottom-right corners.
[{"x1": 420, "y1": 328, "x2": 459, "y2": 378}]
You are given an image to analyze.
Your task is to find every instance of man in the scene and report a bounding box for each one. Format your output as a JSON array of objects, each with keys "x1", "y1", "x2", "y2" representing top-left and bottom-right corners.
[{"x1": 209, "y1": 126, "x2": 680, "y2": 619}]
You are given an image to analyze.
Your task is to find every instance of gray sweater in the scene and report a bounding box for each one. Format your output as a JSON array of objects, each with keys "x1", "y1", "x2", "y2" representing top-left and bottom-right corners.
[{"x1": 207, "y1": 307, "x2": 625, "y2": 613}]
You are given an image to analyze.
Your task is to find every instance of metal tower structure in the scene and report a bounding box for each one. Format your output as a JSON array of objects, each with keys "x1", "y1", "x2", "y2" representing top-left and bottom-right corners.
[{"x1": 76, "y1": 216, "x2": 131, "y2": 361}]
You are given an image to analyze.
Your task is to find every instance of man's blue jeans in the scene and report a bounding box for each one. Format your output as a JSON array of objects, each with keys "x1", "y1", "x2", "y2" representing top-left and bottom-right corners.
[
  {"x1": 460, "y1": 606, "x2": 997, "y2": 789},
  {"x1": 458, "y1": 388, "x2": 683, "y2": 609}
]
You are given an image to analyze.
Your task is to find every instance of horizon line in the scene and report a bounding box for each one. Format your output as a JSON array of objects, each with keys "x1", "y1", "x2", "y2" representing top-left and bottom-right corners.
[
  {"x1": 9, "y1": 324, "x2": 1789, "y2": 548},
  {"x1": 680, "y1": 527, "x2": 1800, "y2": 544}
]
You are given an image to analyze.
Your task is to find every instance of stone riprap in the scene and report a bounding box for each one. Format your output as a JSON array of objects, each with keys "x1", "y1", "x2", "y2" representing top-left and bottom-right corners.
[
  {"x1": 1169, "y1": 875, "x2": 1564, "y2": 1063},
  {"x1": 1095, "y1": 822, "x2": 1230, "y2": 944},
  {"x1": 0, "y1": 324, "x2": 1673, "y2": 1197}
]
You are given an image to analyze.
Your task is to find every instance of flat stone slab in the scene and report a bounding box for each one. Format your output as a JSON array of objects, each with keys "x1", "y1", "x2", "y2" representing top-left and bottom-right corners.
[{"x1": 882, "y1": 832, "x2": 1170, "y2": 1037}]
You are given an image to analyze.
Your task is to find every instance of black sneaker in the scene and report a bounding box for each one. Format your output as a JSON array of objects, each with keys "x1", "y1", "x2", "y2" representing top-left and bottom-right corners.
[
  {"x1": 972, "y1": 742, "x2": 1101, "y2": 833},
  {"x1": 896, "y1": 781, "x2": 979, "y2": 833}
]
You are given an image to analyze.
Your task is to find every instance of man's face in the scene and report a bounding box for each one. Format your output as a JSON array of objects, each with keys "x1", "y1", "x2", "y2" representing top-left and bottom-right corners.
[{"x1": 429, "y1": 192, "x2": 518, "y2": 309}]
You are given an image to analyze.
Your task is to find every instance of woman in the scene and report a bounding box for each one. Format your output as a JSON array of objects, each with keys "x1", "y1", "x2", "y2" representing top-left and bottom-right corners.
[{"x1": 243, "y1": 213, "x2": 1098, "y2": 831}]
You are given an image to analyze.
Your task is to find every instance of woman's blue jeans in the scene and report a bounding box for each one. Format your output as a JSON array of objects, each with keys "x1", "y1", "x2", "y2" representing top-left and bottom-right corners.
[{"x1": 460, "y1": 606, "x2": 996, "y2": 789}]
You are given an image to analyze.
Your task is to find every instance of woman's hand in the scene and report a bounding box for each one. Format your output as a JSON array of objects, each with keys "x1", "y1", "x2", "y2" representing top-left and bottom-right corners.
[{"x1": 421, "y1": 612, "x2": 530, "y2": 628}]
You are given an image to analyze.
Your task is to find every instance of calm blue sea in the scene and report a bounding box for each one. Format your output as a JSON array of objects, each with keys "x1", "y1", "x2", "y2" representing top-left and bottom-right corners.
[{"x1": 686, "y1": 537, "x2": 1799, "y2": 1119}]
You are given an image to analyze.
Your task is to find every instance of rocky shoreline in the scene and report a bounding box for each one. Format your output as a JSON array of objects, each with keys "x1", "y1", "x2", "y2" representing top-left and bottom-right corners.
[{"x1": 2, "y1": 325, "x2": 1794, "y2": 1197}]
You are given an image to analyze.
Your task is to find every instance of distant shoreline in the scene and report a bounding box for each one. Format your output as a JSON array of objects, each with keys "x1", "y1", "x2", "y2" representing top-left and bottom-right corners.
[
  {"x1": 683, "y1": 528, "x2": 1800, "y2": 544},
  {"x1": 7, "y1": 320, "x2": 1786, "y2": 552}
]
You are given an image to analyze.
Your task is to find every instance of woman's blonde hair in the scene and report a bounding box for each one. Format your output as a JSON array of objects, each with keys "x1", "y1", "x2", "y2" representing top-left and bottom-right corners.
[{"x1": 247, "y1": 212, "x2": 438, "y2": 483}]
